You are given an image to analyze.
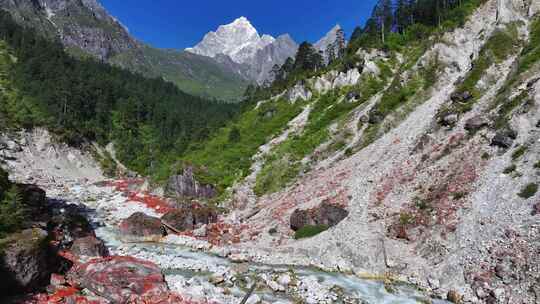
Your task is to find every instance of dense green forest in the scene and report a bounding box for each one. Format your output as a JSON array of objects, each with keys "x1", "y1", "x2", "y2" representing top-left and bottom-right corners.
[{"x1": 0, "y1": 10, "x2": 239, "y2": 175}]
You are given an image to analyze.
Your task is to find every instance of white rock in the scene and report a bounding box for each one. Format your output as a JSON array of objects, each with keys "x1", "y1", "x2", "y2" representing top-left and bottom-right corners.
[
  {"x1": 267, "y1": 279, "x2": 285, "y2": 292},
  {"x1": 277, "y1": 273, "x2": 292, "y2": 286},
  {"x1": 245, "y1": 294, "x2": 261, "y2": 304},
  {"x1": 193, "y1": 224, "x2": 207, "y2": 237}
]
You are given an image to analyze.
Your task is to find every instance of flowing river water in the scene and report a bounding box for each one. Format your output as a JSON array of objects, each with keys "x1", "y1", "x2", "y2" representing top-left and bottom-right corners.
[{"x1": 49, "y1": 181, "x2": 449, "y2": 304}]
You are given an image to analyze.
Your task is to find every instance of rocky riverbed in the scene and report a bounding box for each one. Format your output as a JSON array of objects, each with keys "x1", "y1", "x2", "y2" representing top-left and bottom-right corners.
[
  {"x1": 44, "y1": 178, "x2": 449, "y2": 304},
  {"x1": 0, "y1": 130, "x2": 449, "y2": 303}
]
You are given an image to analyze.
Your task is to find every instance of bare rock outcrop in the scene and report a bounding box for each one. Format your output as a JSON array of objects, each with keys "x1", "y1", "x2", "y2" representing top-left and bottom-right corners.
[
  {"x1": 165, "y1": 166, "x2": 216, "y2": 200},
  {"x1": 290, "y1": 202, "x2": 349, "y2": 231},
  {"x1": 0, "y1": 228, "x2": 60, "y2": 295},
  {"x1": 161, "y1": 205, "x2": 218, "y2": 232}
]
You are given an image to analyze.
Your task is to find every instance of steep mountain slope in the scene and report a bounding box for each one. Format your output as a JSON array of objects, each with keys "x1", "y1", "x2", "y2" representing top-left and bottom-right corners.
[
  {"x1": 0, "y1": 0, "x2": 248, "y2": 101},
  {"x1": 315, "y1": 24, "x2": 347, "y2": 63},
  {"x1": 187, "y1": 17, "x2": 298, "y2": 84},
  {"x1": 178, "y1": 0, "x2": 540, "y2": 302}
]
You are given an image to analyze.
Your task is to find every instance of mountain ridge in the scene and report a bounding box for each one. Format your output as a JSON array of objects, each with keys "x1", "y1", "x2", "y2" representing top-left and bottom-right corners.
[
  {"x1": 187, "y1": 16, "x2": 299, "y2": 84},
  {"x1": 0, "y1": 0, "x2": 248, "y2": 101}
]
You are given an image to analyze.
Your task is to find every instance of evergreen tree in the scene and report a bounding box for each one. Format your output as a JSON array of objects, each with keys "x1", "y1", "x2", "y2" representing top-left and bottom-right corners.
[{"x1": 294, "y1": 42, "x2": 324, "y2": 72}]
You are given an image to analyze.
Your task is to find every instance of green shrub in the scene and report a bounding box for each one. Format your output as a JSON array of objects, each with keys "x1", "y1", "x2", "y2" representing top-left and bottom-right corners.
[
  {"x1": 518, "y1": 183, "x2": 538, "y2": 199},
  {"x1": 503, "y1": 164, "x2": 517, "y2": 174},
  {"x1": 0, "y1": 185, "x2": 25, "y2": 236},
  {"x1": 534, "y1": 160, "x2": 540, "y2": 169},
  {"x1": 294, "y1": 225, "x2": 329, "y2": 239},
  {"x1": 254, "y1": 156, "x2": 300, "y2": 196},
  {"x1": 399, "y1": 212, "x2": 415, "y2": 225},
  {"x1": 181, "y1": 97, "x2": 304, "y2": 192},
  {"x1": 512, "y1": 146, "x2": 528, "y2": 160},
  {"x1": 518, "y1": 17, "x2": 540, "y2": 73}
]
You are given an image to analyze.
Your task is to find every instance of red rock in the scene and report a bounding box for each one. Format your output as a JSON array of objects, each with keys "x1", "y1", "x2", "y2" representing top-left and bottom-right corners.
[{"x1": 66, "y1": 256, "x2": 172, "y2": 303}]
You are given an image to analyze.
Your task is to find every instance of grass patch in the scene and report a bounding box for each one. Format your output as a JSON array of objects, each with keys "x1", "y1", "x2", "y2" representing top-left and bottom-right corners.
[
  {"x1": 440, "y1": 24, "x2": 522, "y2": 119},
  {"x1": 518, "y1": 183, "x2": 538, "y2": 199},
  {"x1": 503, "y1": 164, "x2": 517, "y2": 174},
  {"x1": 517, "y1": 16, "x2": 540, "y2": 74},
  {"x1": 493, "y1": 91, "x2": 530, "y2": 130},
  {"x1": 294, "y1": 225, "x2": 329, "y2": 239},
  {"x1": 179, "y1": 97, "x2": 304, "y2": 193},
  {"x1": 511, "y1": 146, "x2": 528, "y2": 161},
  {"x1": 254, "y1": 156, "x2": 301, "y2": 196}
]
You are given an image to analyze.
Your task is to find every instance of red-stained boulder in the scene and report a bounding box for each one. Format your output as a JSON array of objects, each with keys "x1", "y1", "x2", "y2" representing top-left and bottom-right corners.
[
  {"x1": 66, "y1": 256, "x2": 172, "y2": 303},
  {"x1": 119, "y1": 212, "x2": 164, "y2": 239}
]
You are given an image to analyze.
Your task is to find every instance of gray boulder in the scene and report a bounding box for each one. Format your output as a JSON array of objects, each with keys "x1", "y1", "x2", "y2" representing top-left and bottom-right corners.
[
  {"x1": 0, "y1": 228, "x2": 60, "y2": 295},
  {"x1": 71, "y1": 236, "x2": 108, "y2": 260},
  {"x1": 161, "y1": 206, "x2": 218, "y2": 232},
  {"x1": 450, "y1": 91, "x2": 473, "y2": 103},
  {"x1": 119, "y1": 212, "x2": 164, "y2": 238},
  {"x1": 440, "y1": 114, "x2": 459, "y2": 126},
  {"x1": 464, "y1": 116, "x2": 488, "y2": 132},
  {"x1": 166, "y1": 166, "x2": 216, "y2": 200},
  {"x1": 290, "y1": 202, "x2": 349, "y2": 231},
  {"x1": 491, "y1": 129, "x2": 517, "y2": 149}
]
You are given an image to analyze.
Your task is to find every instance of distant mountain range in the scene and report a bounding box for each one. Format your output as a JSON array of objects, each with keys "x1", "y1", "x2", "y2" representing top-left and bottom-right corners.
[
  {"x1": 0, "y1": 0, "x2": 347, "y2": 100},
  {"x1": 0, "y1": 0, "x2": 247, "y2": 101}
]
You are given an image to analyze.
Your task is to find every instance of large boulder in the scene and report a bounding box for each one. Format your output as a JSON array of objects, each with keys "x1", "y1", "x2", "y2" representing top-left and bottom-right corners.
[
  {"x1": 491, "y1": 128, "x2": 517, "y2": 149},
  {"x1": 66, "y1": 256, "x2": 172, "y2": 303},
  {"x1": 119, "y1": 212, "x2": 164, "y2": 239},
  {"x1": 50, "y1": 206, "x2": 95, "y2": 249},
  {"x1": 161, "y1": 205, "x2": 218, "y2": 232},
  {"x1": 70, "y1": 236, "x2": 108, "y2": 261},
  {"x1": 0, "y1": 228, "x2": 60, "y2": 295},
  {"x1": 464, "y1": 116, "x2": 488, "y2": 132},
  {"x1": 290, "y1": 202, "x2": 349, "y2": 231},
  {"x1": 165, "y1": 166, "x2": 216, "y2": 200},
  {"x1": 17, "y1": 184, "x2": 46, "y2": 207}
]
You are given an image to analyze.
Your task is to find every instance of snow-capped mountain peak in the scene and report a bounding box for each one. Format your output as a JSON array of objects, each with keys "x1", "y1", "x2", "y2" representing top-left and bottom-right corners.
[{"x1": 186, "y1": 16, "x2": 275, "y2": 64}]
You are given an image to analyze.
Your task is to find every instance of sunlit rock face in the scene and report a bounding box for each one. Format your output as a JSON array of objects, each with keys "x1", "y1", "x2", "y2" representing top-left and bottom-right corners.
[{"x1": 186, "y1": 16, "x2": 298, "y2": 84}]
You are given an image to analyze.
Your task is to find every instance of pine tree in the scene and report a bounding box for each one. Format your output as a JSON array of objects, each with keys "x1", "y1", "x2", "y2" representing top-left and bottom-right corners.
[{"x1": 294, "y1": 42, "x2": 323, "y2": 72}]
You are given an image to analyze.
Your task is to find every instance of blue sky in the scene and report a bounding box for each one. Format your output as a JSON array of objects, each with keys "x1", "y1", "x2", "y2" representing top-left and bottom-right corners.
[{"x1": 100, "y1": 0, "x2": 378, "y2": 50}]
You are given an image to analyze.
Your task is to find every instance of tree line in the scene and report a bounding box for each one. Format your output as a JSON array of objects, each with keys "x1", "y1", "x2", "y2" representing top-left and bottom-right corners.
[
  {"x1": 243, "y1": 0, "x2": 484, "y2": 103},
  {"x1": 0, "y1": 9, "x2": 239, "y2": 175}
]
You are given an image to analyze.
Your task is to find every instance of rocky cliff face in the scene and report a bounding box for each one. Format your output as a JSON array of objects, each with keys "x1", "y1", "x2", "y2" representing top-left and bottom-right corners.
[
  {"x1": 165, "y1": 166, "x2": 217, "y2": 200},
  {"x1": 0, "y1": 0, "x2": 137, "y2": 60}
]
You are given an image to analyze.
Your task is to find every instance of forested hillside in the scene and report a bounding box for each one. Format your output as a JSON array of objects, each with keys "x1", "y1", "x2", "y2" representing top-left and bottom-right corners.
[
  {"x1": 0, "y1": 0, "x2": 248, "y2": 101},
  {"x1": 0, "y1": 10, "x2": 239, "y2": 175}
]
